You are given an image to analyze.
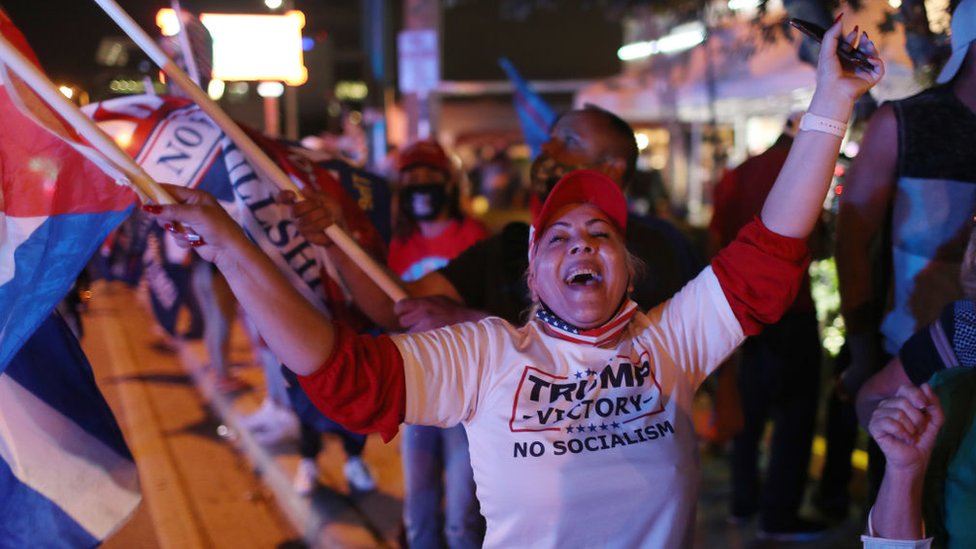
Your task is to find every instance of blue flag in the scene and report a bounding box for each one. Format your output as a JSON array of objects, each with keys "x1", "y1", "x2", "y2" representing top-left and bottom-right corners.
[
  {"x1": 0, "y1": 313, "x2": 141, "y2": 548},
  {"x1": 319, "y1": 158, "x2": 393, "y2": 245},
  {"x1": 499, "y1": 57, "x2": 557, "y2": 157}
]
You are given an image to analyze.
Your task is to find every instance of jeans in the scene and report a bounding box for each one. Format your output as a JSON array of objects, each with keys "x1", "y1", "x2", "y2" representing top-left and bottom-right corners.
[{"x1": 402, "y1": 424, "x2": 484, "y2": 549}]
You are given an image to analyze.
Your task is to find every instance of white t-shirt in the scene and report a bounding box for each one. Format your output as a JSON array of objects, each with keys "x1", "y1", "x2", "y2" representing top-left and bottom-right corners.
[{"x1": 391, "y1": 266, "x2": 744, "y2": 548}]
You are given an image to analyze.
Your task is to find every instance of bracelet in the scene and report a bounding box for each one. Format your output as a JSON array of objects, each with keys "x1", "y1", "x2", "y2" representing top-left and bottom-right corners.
[{"x1": 799, "y1": 112, "x2": 848, "y2": 137}]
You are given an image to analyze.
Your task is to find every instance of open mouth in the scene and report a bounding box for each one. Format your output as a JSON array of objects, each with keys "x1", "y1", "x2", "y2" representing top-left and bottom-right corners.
[{"x1": 564, "y1": 267, "x2": 603, "y2": 286}]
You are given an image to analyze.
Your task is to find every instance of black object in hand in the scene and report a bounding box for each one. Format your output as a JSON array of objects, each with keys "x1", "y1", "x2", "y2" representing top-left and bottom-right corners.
[{"x1": 789, "y1": 18, "x2": 875, "y2": 71}]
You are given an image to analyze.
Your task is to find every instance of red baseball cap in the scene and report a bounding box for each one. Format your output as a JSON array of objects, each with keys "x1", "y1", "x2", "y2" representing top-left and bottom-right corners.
[
  {"x1": 398, "y1": 140, "x2": 451, "y2": 174},
  {"x1": 530, "y1": 169, "x2": 628, "y2": 252}
]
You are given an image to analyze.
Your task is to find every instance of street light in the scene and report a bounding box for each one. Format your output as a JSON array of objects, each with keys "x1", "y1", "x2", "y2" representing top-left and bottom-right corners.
[
  {"x1": 257, "y1": 81, "x2": 284, "y2": 98},
  {"x1": 617, "y1": 22, "x2": 706, "y2": 61}
]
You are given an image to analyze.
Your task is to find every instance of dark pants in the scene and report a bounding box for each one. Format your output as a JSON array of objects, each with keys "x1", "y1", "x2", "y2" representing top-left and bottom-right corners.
[
  {"x1": 817, "y1": 342, "x2": 890, "y2": 516},
  {"x1": 282, "y1": 366, "x2": 367, "y2": 460},
  {"x1": 299, "y1": 420, "x2": 367, "y2": 459},
  {"x1": 731, "y1": 311, "x2": 822, "y2": 528}
]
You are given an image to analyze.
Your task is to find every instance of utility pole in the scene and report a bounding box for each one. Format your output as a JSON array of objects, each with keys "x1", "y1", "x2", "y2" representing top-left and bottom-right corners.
[
  {"x1": 400, "y1": 0, "x2": 441, "y2": 142},
  {"x1": 362, "y1": 0, "x2": 393, "y2": 167}
]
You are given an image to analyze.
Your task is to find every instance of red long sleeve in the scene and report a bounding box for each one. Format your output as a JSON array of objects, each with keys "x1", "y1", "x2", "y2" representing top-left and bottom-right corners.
[
  {"x1": 296, "y1": 323, "x2": 406, "y2": 442},
  {"x1": 711, "y1": 217, "x2": 810, "y2": 335}
]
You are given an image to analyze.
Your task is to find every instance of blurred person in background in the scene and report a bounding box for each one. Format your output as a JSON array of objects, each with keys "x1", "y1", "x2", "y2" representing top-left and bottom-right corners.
[
  {"x1": 834, "y1": 0, "x2": 976, "y2": 512},
  {"x1": 709, "y1": 112, "x2": 829, "y2": 541},
  {"x1": 390, "y1": 140, "x2": 488, "y2": 548}
]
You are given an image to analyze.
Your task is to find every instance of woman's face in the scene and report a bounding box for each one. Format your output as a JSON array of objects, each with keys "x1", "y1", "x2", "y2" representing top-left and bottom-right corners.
[{"x1": 528, "y1": 203, "x2": 630, "y2": 329}]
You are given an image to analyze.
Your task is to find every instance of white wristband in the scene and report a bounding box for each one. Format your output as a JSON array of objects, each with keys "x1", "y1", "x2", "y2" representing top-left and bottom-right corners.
[
  {"x1": 861, "y1": 534, "x2": 933, "y2": 549},
  {"x1": 861, "y1": 506, "x2": 932, "y2": 549},
  {"x1": 799, "y1": 112, "x2": 848, "y2": 137}
]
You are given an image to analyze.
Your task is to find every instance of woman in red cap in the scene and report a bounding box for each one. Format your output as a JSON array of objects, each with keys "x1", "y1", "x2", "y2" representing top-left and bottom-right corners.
[{"x1": 145, "y1": 20, "x2": 881, "y2": 548}]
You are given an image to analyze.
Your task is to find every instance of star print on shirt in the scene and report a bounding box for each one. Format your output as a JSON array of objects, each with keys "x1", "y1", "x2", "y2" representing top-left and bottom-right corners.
[{"x1": 534, "y1": 300, "x2": 638, "y2": 347}]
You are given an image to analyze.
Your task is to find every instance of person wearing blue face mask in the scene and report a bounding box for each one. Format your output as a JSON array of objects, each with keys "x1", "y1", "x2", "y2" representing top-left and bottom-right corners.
[{"x1": 389, "y1": 139, "x2": 489, "y2": 548}]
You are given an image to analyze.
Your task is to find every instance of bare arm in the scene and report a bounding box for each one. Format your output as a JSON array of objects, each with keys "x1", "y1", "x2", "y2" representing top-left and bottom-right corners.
[
  {"x1": 869, "y1": 384, "x2": 943, "y2": 540},
  {"x1": 146, "y1": 185, "x2": 333, "y2": 375},
  {"x1": 277, "y1": 188, "x2": 402, "y2": 330},
  {"x1": 320, "y1": 245, "x2": 479, "y2": 332},
  {"x1": 836, "y1": 104, "x2": 898, "y2": 332},
  {"x1": 281, "y1": 187, "x2": 499, "y2": 332},
  {"x1": 834, "y1": 105, "x2": 900, "y2": 397},
  {"x1": 760, "y1": 24, "x2": 884, "y2": 239}
]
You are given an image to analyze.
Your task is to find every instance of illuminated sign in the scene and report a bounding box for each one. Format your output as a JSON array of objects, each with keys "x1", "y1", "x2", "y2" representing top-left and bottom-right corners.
[
  {"x1": 335, "y1": 81, "x2": 368, "y2": 100},
  {"x1": 157, "y1": 9, "x2": 308, "y2": 86}
]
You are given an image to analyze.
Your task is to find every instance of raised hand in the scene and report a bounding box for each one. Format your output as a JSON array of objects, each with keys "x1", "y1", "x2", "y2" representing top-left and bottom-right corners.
[
  {"x1": 869, "y1": 383, "x2": 944, "y2": 473},
  {"x1": 815, "y1": 17, "x2": 885, "y2": 104}
]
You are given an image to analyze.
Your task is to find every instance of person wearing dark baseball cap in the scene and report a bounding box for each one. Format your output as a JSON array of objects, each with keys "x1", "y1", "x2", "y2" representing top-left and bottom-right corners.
[{"x1": 144, "y1": 21, "x2": 883, "y2": 543}]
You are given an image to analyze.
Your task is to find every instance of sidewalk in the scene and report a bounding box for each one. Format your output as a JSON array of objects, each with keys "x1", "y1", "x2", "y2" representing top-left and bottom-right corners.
[{"x1": 170, "y1": 302, "x2": 405, "y2": 548}]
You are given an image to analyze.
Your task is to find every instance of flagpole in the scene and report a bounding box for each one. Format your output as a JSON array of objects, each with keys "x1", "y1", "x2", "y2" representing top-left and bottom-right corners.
[
  {"x1": 168, "y1": 0, "x2": 201, "y2": 87},
  {"x1": 92, "y1": 0, "x2": 408, "y2": 303},
  {"x1": 0, "y1": 34, "x2": 171, "y2": 205}
]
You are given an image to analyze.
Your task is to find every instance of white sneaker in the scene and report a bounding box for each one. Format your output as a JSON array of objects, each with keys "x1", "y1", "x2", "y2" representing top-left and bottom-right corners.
[
  {"x1": 238, "y1": 399, "x2": 277, "y2": 430},
  {"x1": 293, "y1": 458, "x2": 318, "y2": 496},
  {"x1": 343, "y1": 456, "x2": 376, "y2": 492},
  {"x1": 248, "y1": 404, "x2": 300, "y2": 446}
]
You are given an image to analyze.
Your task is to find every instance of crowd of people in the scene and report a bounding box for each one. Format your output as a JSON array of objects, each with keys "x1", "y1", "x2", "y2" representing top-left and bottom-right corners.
[{"x1": 96, "y1": 3, "x2": 976, "y2": 547}]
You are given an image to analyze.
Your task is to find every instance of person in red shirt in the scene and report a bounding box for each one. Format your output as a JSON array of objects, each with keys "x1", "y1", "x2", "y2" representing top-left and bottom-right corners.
[
  {"x1": 388, "y1": 141, "x2": 488, "y2": 282},
  {"x1": 388, "y1": 140, "x2": 488, "y2": 547}
]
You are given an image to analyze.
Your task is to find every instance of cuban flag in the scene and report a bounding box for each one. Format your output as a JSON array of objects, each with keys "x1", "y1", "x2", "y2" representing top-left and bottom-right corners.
[
  {"x1": 0, "y1": 312, "x2": 141, "y2": 547},
  {"x1": 499, "y1": 57, "x2": 557, "y2": 157},
  {"x1": 0, "y1": 10, "x2": 136, "y2": 373},
  {"x1": 0, "y1": 9, "x2": 140, "y2": 547}
]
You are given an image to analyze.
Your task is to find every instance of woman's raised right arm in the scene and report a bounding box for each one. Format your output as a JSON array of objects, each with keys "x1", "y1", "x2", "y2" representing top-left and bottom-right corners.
[{"x1": 144, "y1": 184, "x2": 334, "y2": 375}]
